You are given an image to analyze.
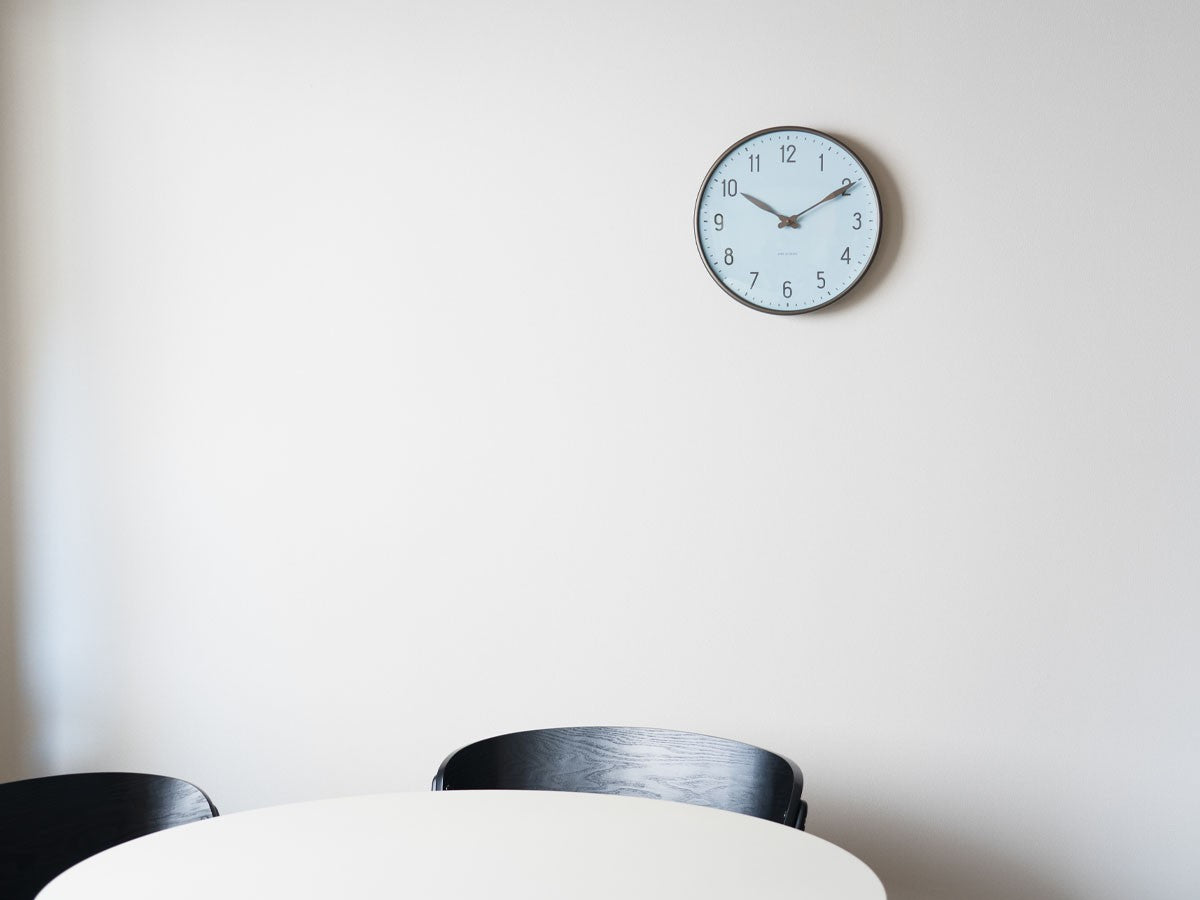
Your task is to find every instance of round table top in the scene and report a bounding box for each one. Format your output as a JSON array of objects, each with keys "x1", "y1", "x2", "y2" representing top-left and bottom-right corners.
[{"x1": 39, "y1": 790, "x2": 886, "y2": 900}]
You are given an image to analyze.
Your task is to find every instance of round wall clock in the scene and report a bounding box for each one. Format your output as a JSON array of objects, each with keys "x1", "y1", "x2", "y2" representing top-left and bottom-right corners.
[{"x1": 694, "y1": 126, "x2": 882, "y2": 314}]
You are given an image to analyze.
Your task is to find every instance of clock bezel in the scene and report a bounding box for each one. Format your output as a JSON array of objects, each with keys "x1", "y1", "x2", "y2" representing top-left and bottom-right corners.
[{"x1": 694, "y1": 125, "x2": 884, "y2": 315}]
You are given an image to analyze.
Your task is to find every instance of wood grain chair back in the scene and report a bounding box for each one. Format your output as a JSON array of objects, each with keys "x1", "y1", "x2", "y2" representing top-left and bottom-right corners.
[
  {"x1": 0, "y1": 771, "x2": 218, "y2": 900},
  {"x1": 432, "y1": 726, "x2": 807, "y2": 829}
]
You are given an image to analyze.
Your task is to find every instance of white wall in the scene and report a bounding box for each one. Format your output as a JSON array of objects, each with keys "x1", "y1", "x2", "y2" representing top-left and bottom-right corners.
[{"x1": 3, "y1": 1, "x2": 1198, "y2": 898}]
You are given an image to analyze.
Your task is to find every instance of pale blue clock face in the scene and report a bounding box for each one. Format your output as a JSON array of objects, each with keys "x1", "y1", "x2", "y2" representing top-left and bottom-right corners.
[{"x1": 695, "y1": 127, "x2": 881, "y2": 314}]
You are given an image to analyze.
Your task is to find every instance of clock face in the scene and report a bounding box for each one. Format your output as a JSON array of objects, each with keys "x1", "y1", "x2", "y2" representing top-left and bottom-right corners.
[{"x1": 695, "y1": 127, "x2": 882, "y2": 314}]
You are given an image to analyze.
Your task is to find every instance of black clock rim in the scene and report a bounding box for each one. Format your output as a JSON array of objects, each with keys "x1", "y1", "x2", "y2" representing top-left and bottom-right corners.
[{"x1": 693, "y1": 125, "x2": 884, "y2": 316}]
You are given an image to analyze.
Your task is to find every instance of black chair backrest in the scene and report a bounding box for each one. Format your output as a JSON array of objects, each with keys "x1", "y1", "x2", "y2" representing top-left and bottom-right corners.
[
  {"x1": 432, "y1": 726, "x2": 807, "y2": 829},
  {"x1": 0, "y1": 771, "x2": 218, "y2": 900}
]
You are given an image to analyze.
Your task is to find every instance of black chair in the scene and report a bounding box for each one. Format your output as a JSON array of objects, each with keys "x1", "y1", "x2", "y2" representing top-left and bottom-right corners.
[
  {"x1": 432, "y1": 726, "x2": 808, "y2": 829},
  {"x1": 0, "y1": 771, "x2": 218, "y2": 900}
]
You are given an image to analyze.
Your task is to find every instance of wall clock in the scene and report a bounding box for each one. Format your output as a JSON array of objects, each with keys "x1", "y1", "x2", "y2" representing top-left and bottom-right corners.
[{"x1": 694, "y1": 126, "x2": 882, "y2": 314}]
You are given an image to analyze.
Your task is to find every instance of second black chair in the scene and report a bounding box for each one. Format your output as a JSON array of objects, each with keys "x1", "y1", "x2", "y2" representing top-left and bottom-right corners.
[
  {"x1": 0, "y1": 771, "x2": 219, "y2": 900},
  {"x1": 432, "y1": 725, "x2": 808, "y2": 829}
]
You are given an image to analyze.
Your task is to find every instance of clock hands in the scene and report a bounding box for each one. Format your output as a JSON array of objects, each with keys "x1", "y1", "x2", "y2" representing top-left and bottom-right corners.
[
  {"x1": 741, "y1": 182, "x2": 859, "y2": 230},
  {"x1": 789, "y1": 181, "x2": 858, "y2": 222},
  {"x1": 740, "y1": 193, "x2": 799, "y2": 228}
]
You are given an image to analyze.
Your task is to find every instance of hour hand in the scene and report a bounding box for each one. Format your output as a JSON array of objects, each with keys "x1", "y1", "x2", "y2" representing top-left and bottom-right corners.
[{"x1": 741, "y1": 193, "x2": 798, "y2": 228}]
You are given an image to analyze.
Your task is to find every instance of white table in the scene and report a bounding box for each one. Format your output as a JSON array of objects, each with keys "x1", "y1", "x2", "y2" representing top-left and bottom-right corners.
[{"x1": 38, "y1": 790, "x2": 886, "y2": 899}]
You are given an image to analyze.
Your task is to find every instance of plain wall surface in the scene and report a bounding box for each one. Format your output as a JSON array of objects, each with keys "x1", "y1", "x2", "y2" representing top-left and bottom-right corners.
[{"x1": 3, "y1": 2, "x2": 1198, "y2": 898}]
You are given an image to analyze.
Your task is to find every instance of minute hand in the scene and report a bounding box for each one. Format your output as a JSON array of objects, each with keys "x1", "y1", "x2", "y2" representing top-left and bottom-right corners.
[{"x1": 791, "y1": 181, "x2": 858, "y2": 221}]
